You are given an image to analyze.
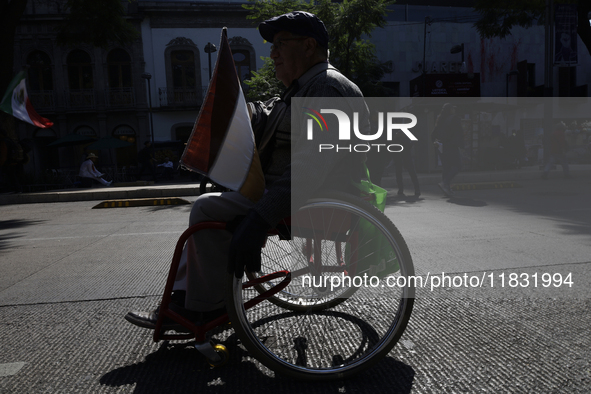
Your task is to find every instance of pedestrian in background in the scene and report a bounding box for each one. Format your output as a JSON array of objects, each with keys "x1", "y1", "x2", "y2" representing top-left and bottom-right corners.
[
  {"x1": 507, "y1": 129, "x2": 527, "y2": 168},
  {"x1": 365, "y1": 150, "x2": 389, "y2": 187},
  {"x1": 542, "y1": 122, "x2": 570, "y2": 180},
  {"x1": 136, "y1": 141, "x2": 156, "y2": 182},
  {"x1": 432, "y1": 103, "x2": 463, "y2": 197},
  {"x1": 392, "y1": 129, "x2": 420, "y2": 198}
]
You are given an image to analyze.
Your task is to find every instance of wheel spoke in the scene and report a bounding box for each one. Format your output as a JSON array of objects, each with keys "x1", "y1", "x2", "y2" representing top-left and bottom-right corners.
[{"x1": 228, "y1": 192, "x2": 415, "y2": 380}]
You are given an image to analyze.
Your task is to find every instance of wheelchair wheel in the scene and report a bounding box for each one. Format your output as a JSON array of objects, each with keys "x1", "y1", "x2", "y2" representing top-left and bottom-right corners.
[
  {"x1": 246, "y1": 231, "x2": 359, "y2": 312},
  {"x1": 227, "y1": 191, "x2": 415, "y2": 380}
]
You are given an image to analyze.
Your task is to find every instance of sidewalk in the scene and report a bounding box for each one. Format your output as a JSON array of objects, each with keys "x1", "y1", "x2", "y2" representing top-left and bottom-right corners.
[
  {"x1": 1, "y1": 164, "x2": 590, "y2": 205},
  {"x1": 0, "y1": 180, "x2": 201, "y2": 205},
  {"x1": 382, "y1": 163, "x2": 591, "y2": 187}
]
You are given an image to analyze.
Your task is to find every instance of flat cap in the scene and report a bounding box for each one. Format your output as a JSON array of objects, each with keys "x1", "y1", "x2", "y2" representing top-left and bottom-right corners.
[{"x1": 259, "y1": 11, "x2": 329, "y2": 49}]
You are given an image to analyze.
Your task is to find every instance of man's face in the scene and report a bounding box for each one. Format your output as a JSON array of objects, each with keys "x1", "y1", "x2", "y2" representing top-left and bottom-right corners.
[{"x1": 270, "y1": 31, "x2": 311, "y2": 87}]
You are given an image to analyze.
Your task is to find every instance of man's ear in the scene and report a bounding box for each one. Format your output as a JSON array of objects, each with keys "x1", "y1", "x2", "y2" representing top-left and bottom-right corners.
[{"x1": 304, "y1": 37, "x2": 318, "y2": 57}]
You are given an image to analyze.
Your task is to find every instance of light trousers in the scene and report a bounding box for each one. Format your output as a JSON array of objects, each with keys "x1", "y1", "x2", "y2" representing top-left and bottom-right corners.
[{"x1": 173, "y1": 192, "x2": 254, "y2": 311}]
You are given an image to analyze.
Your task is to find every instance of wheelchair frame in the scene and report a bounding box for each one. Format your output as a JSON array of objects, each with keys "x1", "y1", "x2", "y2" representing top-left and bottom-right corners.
[{"x1": 153, "y1": 191, "x2": 415, "y2": 378}]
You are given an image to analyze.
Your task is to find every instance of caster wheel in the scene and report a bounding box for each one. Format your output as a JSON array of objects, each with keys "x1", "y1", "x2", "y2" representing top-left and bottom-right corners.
[{"x1": 208, "y1": 344, "x2": 229, "y2": 367}]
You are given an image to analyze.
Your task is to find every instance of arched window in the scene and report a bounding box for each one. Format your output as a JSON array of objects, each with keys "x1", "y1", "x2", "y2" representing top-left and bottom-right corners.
[
  {"x1": 171, "y1": 50, "x2": 196, "y2": 90},
  {"x1": 74, "y1": 125, "x2": 96, "y2": 137},
  {"x1": 26, "y1": 51, "x2": 54, "y2": 109},
  {"x1": 163, "y1": 37, "x2": 202, "y2": 106},
  {"x1": 27, "y1": 51, "x2": 53, "y2": 91},
  {"x1": 67, "y1": 50, "x2": 94, "y2": 107},
  {"x1": 107, "y1": 49, "x2": 133, "y2": 106},
  {"x1": 107, "y1": 48, "x2": 132, "y2": 88},
  {"x1": 67, "y1": 50, "x2": 93, "y2": 89},
  {"x1": 112, "y1": 124, "x2": 136, "y2": 141}
]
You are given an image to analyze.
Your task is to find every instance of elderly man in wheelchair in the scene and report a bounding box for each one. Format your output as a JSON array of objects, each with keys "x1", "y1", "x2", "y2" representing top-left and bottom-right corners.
[
  {"x1": 126, "y1": 10, "x2": 367, "y2": 331},
  {"x1": 125, "y1": 12, "x2": 414, "y2": 379}
]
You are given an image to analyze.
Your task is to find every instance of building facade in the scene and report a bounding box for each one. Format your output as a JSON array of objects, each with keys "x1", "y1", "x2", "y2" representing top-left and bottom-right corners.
[
  {"x1": 9, "y1": 0, "x2": 591, "y2": 182},
  {"x1": 14, "y1": 0, "x2": 148, "y2": 177},
  {"x1": 138, "y1": 0, "x2": 265, "y2": 148}
]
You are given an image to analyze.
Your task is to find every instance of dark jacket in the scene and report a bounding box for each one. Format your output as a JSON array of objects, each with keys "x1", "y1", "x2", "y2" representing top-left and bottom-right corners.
[{"x1": 248, "y1": 62, "x2": 367, "y2": 227}]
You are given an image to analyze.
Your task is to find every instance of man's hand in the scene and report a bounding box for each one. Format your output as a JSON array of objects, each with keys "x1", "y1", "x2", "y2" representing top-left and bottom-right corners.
[{"x1": 227, "y1": 210, "x2": 270, "y2": 278}]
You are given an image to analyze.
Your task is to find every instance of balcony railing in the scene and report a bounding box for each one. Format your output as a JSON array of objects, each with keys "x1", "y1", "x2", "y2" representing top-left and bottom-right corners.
[
  {"x1": 158, "y1": 87, "x2": 206, "y2": 107},
  {"x1": 106, "y1": 87, "x2": 135, "y2": 107},
  {"x1": 25, "y1": 88, "x2": 138, "y2": 112},
  {"x1": 28, "y1": 90, "x2": 56, "y2": 110},
  {"x1": 67, "y1": 89, "x2": 96, "y2": 109}
]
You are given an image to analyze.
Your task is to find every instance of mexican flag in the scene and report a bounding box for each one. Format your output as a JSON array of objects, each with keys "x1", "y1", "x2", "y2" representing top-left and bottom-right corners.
[
  {"x1": 181, "y1": 28, "x2": 264, "y2": 202},
  {"x1": 0, "y1": 70, "x2": 53, "y2": 128}
]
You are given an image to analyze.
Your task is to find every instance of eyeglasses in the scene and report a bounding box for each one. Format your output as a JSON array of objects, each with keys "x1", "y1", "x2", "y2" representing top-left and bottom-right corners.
[{"x1": 270, "y1": 37, "x2": 308, "y2": 52}]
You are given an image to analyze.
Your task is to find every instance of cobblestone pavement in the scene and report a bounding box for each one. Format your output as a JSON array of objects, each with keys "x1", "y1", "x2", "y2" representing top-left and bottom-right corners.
[
  {"x1": 1, "y1": 295, "x2": 589, "y2": 393},
  {"x1": 1, "y1": 175, "x2": 590, "y2": 393}
]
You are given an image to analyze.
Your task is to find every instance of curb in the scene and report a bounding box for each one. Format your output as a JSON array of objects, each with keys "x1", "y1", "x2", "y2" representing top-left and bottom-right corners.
[
  {"x1": 92, "y1": 197, "x2": 192, "y2": 209},
  {"x1": 0, "y1": 185, "x2": 200, "y2": 205},
  {"x1": 451, "y1": 181, "x2": 521, "y2": 191},
  {"x1": 1, "y1": 165, "x2": 590, "y2": 206}
]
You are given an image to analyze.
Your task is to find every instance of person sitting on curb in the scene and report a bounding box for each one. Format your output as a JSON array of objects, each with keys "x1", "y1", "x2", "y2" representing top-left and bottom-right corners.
[
  {"x1": 157, "y1": 157, "x2": 174, "y2": 180},
  {"x1": 432, "y1": 103, "x2": 463, "y2": 197},
  {"x1": 79, "y1": 153, "x2": 112, "y2": 186}
]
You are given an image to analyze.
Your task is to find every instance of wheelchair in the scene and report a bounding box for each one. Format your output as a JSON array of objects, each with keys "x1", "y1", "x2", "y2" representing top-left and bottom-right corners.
[{"x1": 153, "y1": 190, "x2": 415, "y2": 381}]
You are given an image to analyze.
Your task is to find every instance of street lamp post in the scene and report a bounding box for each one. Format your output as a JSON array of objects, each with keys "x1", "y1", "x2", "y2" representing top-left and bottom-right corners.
[
  {"x1": 543, "y1": 0, "x2": 554, "y2": 167},
  {"x1": 141, "y1": 73, "x2": 154, "y2": 147},
  {"x1": 204, "y1": 43, "x2": 217, "y2": 80},
  {"x1": 450, "y1": 43, "x2": 466, "y2": 72},
  {"x1": 422, "y1": 16, "x2": 432, "y2": 97}
]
